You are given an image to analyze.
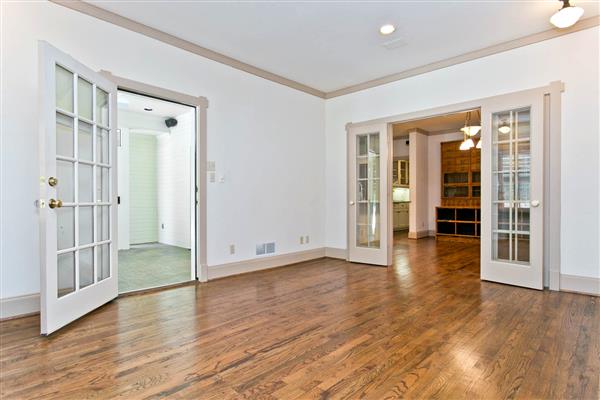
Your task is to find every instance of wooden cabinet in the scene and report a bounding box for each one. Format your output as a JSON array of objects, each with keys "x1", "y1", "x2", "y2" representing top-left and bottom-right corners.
[
  {"x1": 441, "y1": 141, "x2": 480, "y2": 207},
  {"x1": 393, "y1": 202, "x2": 409, "y2": 230},
  {"x1": 436, "y1": 206, "x2": 480, "y2": 242},
  {"x1": 392, "y1": 160, "x2": 409, "y2": 186}
]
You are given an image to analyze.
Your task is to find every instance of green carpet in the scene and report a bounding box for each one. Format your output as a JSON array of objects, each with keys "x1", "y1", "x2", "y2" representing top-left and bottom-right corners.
[{"x1": 118, "y1": 243, "x2": 192, "y2": 293}]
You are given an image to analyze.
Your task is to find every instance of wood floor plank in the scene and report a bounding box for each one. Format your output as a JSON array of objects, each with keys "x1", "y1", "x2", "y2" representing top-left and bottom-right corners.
[{"x1": 1, "y1": 233, "x2": 597, "y2": 399}]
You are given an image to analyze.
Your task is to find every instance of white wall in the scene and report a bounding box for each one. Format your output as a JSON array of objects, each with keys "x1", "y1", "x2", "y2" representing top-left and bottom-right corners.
[
  {"x1": 117, "y1": 110, "x2": 170, "y2": 250},
  {"x1": 408, "y1": 131, "x2": 428, "y2": 235},
  {"x1": 157, "y1": 110, "x2": 194, "y2": 249},
  {"x1": 427, "y1": 132, "x2": 464, "y2": 231},
  {"x1": 325, "y1": 27, "x2": 600, "y2": 280},
  {"x1": 393, "y1": 137, "x2": 409, "y2": 158},
  {"x1": 0, "y1": 2, "x2": 325, "y2": 299}
]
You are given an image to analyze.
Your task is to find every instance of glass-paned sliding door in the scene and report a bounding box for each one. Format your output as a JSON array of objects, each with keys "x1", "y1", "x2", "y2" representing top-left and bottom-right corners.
[{"x1": 492, "y1": 108, "x2": 531, "y2": 264}]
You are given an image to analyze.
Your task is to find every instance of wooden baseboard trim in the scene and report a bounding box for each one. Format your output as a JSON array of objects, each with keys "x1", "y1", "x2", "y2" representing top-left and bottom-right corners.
[
  {"x1": 560, "y1": 274, "x2": 600, "y2": 296},
  {"x1": 0, "y1": 293, "x2": 40, "y2": 321},
  {"x1": 208, "y1": 248, "x2": 326, "y2": 280},
  {"x1": 325, "y1": 247, "x2": 347, "y2": 260}
]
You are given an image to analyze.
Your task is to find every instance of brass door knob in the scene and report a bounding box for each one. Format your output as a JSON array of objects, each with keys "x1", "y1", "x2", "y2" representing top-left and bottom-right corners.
[
  {"x1": 49, "y1": 199, "x2": 63, "y2": 209},
  {"x1": 48, "y1": 176, "x2": 58, "y2": 187}
]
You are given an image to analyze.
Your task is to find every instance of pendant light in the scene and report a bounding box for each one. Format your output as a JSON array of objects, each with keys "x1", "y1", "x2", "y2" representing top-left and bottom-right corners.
[
  {"x1": 460, "y1": 110, "x2": 481, "y2": 137},
  {"x1": 460, "y1": 137, "x2": 474, "y2": 151},
  {"x1": 498, "y1": 119, "x2": 511, "y2": 134},
  {"x1": 550, "y1": 0, "x2": 584, "y2": 28},
  {"x1": 459, "y1": 110, "x2": 479, "y2": 150}
]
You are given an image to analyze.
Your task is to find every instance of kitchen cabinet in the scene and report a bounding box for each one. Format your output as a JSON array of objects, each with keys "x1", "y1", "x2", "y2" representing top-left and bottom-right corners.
[
  {"x1": 392, "y1": 160, "x2": 409, "y2": 186},
  {"x1": 393, "y1": 202, "x2": 409, "y2": 230}
]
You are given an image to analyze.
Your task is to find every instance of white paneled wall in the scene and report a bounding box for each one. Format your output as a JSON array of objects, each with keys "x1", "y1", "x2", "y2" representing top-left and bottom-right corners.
[
  {"x1": 157, "y1": 110, "x2": 194, "y2": 249},
  {"x1": 117, "y1": 128, "x2": 131, "y2": 250},
  {"x1": 129, "y1": 133, "x2": 158, "y2": 244}
]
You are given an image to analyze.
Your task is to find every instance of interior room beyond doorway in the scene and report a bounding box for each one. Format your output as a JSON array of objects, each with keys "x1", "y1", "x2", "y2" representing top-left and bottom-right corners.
[
  {"x1": 117, "y1": 90, "x2": 195, "y2": 293},
  {"x1": 391, "y1": 109, "x2": 482, "y2": 260}
]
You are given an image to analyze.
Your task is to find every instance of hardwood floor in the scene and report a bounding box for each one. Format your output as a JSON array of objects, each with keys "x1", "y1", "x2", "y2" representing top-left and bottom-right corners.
[{"x1": 1, "y1": 233, "x2": 598, "y2": 399}]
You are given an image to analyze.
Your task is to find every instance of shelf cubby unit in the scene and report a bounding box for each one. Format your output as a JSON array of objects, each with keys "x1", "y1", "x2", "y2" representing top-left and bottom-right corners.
[{"x1": 436, "y1": 206, "x2": 480, "y2": 242}]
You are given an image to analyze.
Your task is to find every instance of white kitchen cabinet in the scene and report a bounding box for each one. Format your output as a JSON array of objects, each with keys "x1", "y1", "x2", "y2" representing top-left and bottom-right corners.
[
  {"x1": 392, "y1": 160, "x2": 409, "y2": 186},
  {"x1": 393, "y1": 202, "x2": 409, "y2": 230}
]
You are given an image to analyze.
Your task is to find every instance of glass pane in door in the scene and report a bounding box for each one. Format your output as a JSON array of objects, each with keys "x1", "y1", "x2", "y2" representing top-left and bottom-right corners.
[
  {"x1": 492, "y1": 108, "x2": 531, "y2": 264},
  {"x1": 56, "y1": 65, "x2": 73, "y2": 113},
  {"x1": 356, "y1": 133, "x2": 381, "y2": 248},
  {"x1": 54, "y1": 62, "x2": 112, "y2": 297}
]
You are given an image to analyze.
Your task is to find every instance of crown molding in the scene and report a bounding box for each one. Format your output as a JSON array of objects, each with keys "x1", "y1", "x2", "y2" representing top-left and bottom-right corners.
[
  {"x1": 325, "y1": 15, "x2": 599, "y2": 99},
  {"x1": 51, "y1": 1, "x2": 598, "y2": 100},
  {"x1": 50, "y1": 0, "x2": 326, "y2": 98}
]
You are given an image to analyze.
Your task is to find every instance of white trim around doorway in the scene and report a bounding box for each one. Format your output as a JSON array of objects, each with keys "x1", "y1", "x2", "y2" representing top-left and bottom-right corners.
[
  {"x1": 345, "y1": 82, "x2": 563, "y2": 291},
  {"x1": 100, "y1": 71, "x2": 209, "y2": 283}
]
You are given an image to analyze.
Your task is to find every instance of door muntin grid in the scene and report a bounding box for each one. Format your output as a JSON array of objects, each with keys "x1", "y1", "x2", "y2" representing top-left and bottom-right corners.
[
  {"x1": 356, "y1": 133, "x2": 381, "y2": 248},
  {"x1": 55, "y1": 63, "x2": 112, "y2": 298},
  {"x1": 491, "y1": 107, "x2": 531, "y2": 264}
]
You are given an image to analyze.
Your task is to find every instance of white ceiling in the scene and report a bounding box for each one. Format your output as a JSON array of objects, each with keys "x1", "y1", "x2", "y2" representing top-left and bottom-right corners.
[
  {"x1": 90, "y1": 1, "x2": 599, "y2": 92},
  {"x1": 117, "y1": 91, "x2": 193, "y2": 133},
  {"x1": 118, "y1": 90, "x2": 191, "y2": 118},
  {"x1": 392, "y1": 110, "x2": 476, "y2": 138}
]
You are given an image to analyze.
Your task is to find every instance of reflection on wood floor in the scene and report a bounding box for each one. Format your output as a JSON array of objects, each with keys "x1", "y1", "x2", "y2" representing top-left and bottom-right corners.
[{"x1": 1, "y1": 233, "x2": 597, "y2": 399}]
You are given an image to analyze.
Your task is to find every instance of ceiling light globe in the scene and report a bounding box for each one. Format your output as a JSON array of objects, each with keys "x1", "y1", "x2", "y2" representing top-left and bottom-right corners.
[
  {"x1": 459, "y1": 138, "x2": 475, "y2": 151},
  {"x1": 461, "y1": 125, "x2": 482, "y2": 137},
  {"x1": 550, "y1": 5, "x2": 584, "y2": 28},
  {"x1": 379, "y1": 24, "x2": 396, "y2": 35},
  {"x1": 498, "y1": 125, "x2": 511, "y2": 134}
]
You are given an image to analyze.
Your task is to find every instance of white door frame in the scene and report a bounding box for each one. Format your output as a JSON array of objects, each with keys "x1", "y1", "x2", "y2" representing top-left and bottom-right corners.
[
  {"x1": 101, "y1": 71, "x2": 209, "y2": 283},
  {"x1": 345, "y1": 82, "x2": 563, "y2": 290}
]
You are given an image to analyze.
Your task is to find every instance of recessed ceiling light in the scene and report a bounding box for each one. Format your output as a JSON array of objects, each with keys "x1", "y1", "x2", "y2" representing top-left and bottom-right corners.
[
  {"x1": 379, "y1": 24, "x2": 395, "y2": 35},
  {"x1": 144, "y1": 107, "x2": 153, "y2": 112}
]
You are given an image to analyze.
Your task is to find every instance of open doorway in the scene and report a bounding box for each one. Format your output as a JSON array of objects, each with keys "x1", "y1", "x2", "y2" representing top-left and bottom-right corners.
[
  {"x1": 390, "y1": 109, "x2": 482, "y2": 271},
  {"x1": 117, "y1": 90, "x2": 196, "y2": 293}
]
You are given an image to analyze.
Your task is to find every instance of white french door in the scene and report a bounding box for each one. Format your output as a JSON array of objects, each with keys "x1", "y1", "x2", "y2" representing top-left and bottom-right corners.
[
  {"x1": 480, "y1": 88, "x2": 545, "y2": 289},
  {"x1": 39, "y1": 42, "x2": 118, "y2": 334},
  {"x1": 347, "y1": 123, "x2": 391, "y2": 266}
]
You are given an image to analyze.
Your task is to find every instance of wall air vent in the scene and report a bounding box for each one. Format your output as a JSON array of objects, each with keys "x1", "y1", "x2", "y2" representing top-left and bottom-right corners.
[
  {"x1": 265, "y1": 242, "x2": 275, "y2": 254},
  {"x1": 256, "y1": 242, "x2": 276, "y2": 255},
  {"x1": 381, "y1": 38, "x2": 407, "y2": 50}
]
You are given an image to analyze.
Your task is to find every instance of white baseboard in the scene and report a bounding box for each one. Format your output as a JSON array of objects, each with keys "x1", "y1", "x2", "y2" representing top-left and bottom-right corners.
[
  {"x1": 0, "y1": 293, "x2": 40, "y2": 320},
  {"x1": 408, "y1": 230, "x2": 431, "y2": 239},
  {"x1": 325, "y1": 247, "x2": 347, "y2": 260},
  {"x1": 207, "y1": 247, "x2": 326, "y2": 280},
  {"x1": 560, "y1": 274, "x2": 600, "y2": 296}
]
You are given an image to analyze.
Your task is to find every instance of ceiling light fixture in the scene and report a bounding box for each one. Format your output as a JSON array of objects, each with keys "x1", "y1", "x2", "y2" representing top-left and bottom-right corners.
[
  {"x1": 550, "y1": 0, "x2": 584, "y2": 28},
  {"x1": 498, "y1": 120, "x2": 511, "y2": 134},
  {"x1": 379, "y1": 24, "x2": 396, "y2": 35},
  {"x1": 460, "y1": 110, "x2": 481, "y2": 137},
  {"x1": 460, "y1": 137, "x2": 475, "y2": 151}
]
